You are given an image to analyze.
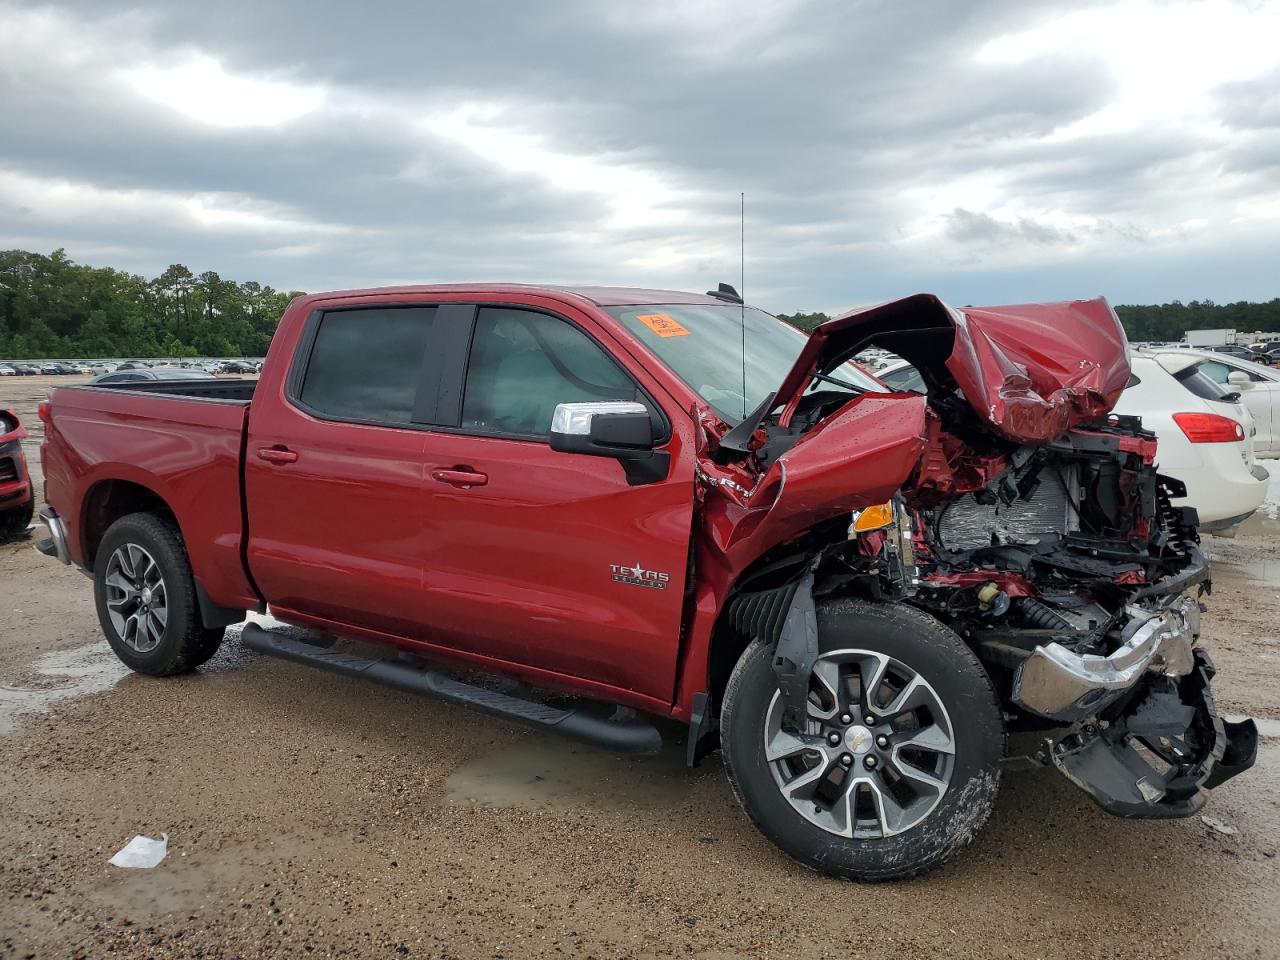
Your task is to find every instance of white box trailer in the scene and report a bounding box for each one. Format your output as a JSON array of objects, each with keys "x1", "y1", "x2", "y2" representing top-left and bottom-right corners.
[{"x1": 1184, "y1": 328, "x2": 1235, "y2": 347}]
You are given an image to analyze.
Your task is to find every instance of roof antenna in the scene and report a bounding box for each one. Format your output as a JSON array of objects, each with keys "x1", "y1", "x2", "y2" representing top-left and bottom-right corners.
[{"x1": 739, "y1": 191, "x2": 746, "y2": 420}]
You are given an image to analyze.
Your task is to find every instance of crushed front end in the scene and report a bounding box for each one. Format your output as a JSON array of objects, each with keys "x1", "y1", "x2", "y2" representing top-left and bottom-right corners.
[
  {"x1": 902, "y1": 415, "x2": 1257, "y2": 817},
  {"x1": 708, "y1": 293, "x2": 1257, "y2": 820}
]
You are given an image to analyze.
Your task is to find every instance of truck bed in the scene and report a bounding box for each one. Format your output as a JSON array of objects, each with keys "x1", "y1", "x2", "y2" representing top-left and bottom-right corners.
[{"x1": 41, "y1": 380, "x2": 259, "y2": 611}]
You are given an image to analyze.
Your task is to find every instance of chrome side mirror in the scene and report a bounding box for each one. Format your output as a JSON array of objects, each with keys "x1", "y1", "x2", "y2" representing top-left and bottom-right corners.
[{"x1": 548, "y1": 400, "x2": 667, "y2": 485}]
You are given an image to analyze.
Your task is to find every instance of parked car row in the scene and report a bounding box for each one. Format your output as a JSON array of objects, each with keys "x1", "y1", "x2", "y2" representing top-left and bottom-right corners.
[
  {"x1": 0, "y1": 359, "x2": 264, "y2": 377},
  {"x1": 0, "y1": 362, "x2": 83, "y2": 375},
  {"x1": 1137, "y1": 341, "x2": 1280, "y2": 367},
  {"x1": 874, "y1": 345, "x2": 1275, "y2": 535}
]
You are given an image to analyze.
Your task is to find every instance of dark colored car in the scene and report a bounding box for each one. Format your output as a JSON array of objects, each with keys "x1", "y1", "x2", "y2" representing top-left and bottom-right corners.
[
  {"x1": 89, "y1": 367, "x2": 216, "y2": 385},
  {"x1": 35, "y1": 285, "x2": 1256, "y2": 881},
  {"x1": 1206, "y1": 344, "x2": 1269, "y2": 364}
]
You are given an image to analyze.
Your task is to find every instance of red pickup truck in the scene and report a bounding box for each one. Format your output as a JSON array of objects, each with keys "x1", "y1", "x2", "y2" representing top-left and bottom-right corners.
[{"x1": 37, "y1": 284, "x2": 1256, "y2": 880}]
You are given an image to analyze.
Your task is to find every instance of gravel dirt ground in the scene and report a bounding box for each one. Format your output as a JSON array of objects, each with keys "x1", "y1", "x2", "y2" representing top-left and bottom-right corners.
[{"x1": 2, "y1": 376, "x2": 1278, "y2": 959}]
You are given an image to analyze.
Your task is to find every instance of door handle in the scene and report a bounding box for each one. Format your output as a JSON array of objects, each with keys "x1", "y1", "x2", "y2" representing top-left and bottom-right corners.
[
  {"x1": 257, "y1": 446, "x2": 298, "y2": 464},
  {"x1": 431, "y1": 467, "x2": 488, "y2": 488}
]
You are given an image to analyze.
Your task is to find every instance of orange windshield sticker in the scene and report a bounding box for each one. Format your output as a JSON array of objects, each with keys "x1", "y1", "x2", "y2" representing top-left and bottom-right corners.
[{"x1": 636, "y1": 313, "x2": 691, "y2": 338}]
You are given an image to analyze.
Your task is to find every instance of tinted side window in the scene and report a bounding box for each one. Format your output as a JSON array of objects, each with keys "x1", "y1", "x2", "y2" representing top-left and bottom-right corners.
[
  {"x1": 462, "y1": 308, "x2": 638, "y2": 437},
  {"x1": 1194, "y1": 360, "x2": 1231, "y2": 385},
  {"x1": 1176, "y1": 365, "x2": 1231, "y2": 402},
  {"x1": 299, "y1": 307, "x2": 434, "y2": 423}
]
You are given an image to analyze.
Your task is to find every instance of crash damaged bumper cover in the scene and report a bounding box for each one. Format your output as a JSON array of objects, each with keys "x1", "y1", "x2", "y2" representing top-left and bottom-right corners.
[
  {"x1": 1002, "y1": 549, "x2": 1255, "y2": 816},
  {"x1": 1048, "y1": 649, "x2": 1257, "y2": 818},
  {"x1": 1012, "y1": 592, "x2": 1203, "y2": 723}
]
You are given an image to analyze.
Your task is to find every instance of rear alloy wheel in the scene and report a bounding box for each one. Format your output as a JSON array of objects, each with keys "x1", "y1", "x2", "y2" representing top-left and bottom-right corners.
[
  {"x1": 93, "y1": 512, "x2": 223, "y2": 676},
  {"x1": 722, "y1": 598, "x2": 1003, "y2": 881},
  {"x1": 103, "y1": 543, "x2": 168, "y2": 653}
]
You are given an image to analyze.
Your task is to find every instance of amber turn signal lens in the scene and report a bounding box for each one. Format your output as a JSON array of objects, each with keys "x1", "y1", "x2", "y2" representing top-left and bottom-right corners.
[{"x1": 852, "y1": 501, "x2": 895, "y2": 532}]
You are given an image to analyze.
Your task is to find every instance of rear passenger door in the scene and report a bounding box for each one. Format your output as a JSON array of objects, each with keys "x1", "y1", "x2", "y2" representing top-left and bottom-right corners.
[
  {"x1": 416, "y1": 305, "x2": 696, "y2": 705},
  {"x1": 245, "y1": 304, "x2": 448, "y2": 639}
]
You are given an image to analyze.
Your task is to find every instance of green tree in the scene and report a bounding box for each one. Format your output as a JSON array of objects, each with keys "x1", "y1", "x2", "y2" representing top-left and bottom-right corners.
[{"x1": 0, "y1": 249, "x2": 302, "y2": 359}]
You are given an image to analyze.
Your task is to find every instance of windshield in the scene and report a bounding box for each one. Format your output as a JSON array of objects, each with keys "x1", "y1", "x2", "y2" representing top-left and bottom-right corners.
[{"x1": 607, "y1": 303, "x2": 884, "y2": 422}]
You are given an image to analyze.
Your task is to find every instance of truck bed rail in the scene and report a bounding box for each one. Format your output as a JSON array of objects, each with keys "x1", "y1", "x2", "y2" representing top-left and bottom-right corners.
[{"x1": 79, "y1": 378, "x2": 257, "y2": 402}]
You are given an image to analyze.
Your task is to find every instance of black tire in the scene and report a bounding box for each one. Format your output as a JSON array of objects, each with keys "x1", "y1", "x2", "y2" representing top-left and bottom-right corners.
[
  {"x1": 0, "y1": 500, "x2": 34, "y2": 542},
  {"x1": 191, "y1": 627, "x2": 227, "y2": 668},
  {"x1": 721, "y1": 597, "x2": 1003, "y2": 881},
  {"x1": 93, "y1": 512, "x2": 220, "y2": 676}
]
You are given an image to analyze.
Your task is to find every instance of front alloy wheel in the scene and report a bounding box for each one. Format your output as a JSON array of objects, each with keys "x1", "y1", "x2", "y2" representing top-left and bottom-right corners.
[
  {"x1": 721, "y1": 598, "x2": 1003, "y2": 881},
  {"x1": 765, "y1": 649, "x2": 955, "y2": 839}
]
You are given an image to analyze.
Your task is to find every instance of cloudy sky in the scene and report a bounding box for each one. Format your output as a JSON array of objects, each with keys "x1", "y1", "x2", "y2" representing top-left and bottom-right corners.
[{"x1": 2, "y1": 0, "x2": 1278, "y2": 313}]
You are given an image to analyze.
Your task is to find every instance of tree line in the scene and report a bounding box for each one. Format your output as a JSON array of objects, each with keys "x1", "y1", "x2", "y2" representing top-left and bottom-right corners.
[
  {"x1": 0, "y1": 249, "x2": 300, "y2": 359},
  {"x1": 2, "y1": 248, "x2": 1277, "y2": 359}
]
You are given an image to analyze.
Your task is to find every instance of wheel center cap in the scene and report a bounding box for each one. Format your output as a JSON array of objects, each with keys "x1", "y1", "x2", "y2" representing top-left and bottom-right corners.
[
  {"x1": 141, "y1": 587, "x2": 153, "y2": 605},
  {"x1": 844, "y1": 724, "x2": 874, "y2": 755}
]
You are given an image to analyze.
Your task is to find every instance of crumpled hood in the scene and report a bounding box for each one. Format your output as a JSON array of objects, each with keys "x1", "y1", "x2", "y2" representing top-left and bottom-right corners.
[{"x1": 774, "y1": 293, "x2": 1131, "y2": 444}]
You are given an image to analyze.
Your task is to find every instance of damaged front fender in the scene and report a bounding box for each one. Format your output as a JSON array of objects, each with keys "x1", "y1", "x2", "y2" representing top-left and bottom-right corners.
[{"x1": 700, "y1": 392, "x2": 928, "y2": 572}]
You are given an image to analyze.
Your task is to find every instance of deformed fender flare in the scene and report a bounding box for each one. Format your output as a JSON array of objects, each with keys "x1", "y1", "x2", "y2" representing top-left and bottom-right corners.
[{"x1": 771, "y1": 563, "x2": 821, "y2": 733}]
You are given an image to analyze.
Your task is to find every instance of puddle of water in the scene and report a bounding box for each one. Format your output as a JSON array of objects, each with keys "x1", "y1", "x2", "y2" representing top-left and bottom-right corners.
[
  {"x1": 1211, "y1": 467, "x2": 1280, "y2": 538},
  {"x1": 1231, "y1": 510, "x2": 1280, "y2": 539},
  {"x1": 446, "y1": 736, "x2": 690, "y2": 813},
  {"x1": 1211, "y1": 558, "x2": 1280, "y2": 588},
  {"x1": 0, "y1": 642, "x2": 129, "y2": 735}
]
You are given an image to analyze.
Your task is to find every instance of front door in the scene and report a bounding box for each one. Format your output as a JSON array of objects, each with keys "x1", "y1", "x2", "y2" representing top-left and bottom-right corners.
[{"x1": 417, "y1": 305, "x2": 695, "y2": 704}]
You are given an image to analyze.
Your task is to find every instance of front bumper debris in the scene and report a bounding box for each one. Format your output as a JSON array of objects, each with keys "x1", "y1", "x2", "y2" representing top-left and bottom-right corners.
[
  {"x1": 1049, "y1": 648, "x2": 1257, "y2": 818},
  {"x1": 1012, "y1": 596, "x2": 1201, "y2": 722}
]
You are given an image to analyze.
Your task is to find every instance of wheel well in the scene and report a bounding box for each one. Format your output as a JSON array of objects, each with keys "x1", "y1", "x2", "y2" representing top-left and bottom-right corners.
[
  {"x1": 81, "y1": 480, "x2": 177, "y2": 571},
  {"x1": 705, "y1": 550, "x2": 817, "y2": 716},
  {"x1": 707, "y1": 618, "x2": 752, "y2": 718}
]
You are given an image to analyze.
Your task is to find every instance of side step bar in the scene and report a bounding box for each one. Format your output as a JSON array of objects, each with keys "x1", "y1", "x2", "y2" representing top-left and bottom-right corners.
[{"x1": 240, "y1": 624, "x2": 662, "y2": 755}]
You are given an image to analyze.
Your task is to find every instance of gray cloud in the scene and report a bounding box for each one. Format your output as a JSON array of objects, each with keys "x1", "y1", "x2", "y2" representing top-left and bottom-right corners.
[
  {"x1": 1, "y1": 0, "x2": 1277, "y2": 312},
  {"x1": 944, "y1": 208, "x2": 1077, "y2": 247}
]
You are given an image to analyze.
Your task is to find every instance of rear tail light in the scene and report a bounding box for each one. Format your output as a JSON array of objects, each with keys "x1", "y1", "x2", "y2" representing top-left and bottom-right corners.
[
  {"x1": 1173, "y1": 412, "x2": 1245, "y2": 443},
  {"x1": 37, "y1": 401, "x2": 50, "y2": 423}
]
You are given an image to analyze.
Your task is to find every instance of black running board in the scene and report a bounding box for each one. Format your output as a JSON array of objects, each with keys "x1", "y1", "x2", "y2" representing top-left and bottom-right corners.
[{"x1": 240, "y1": 624, "x2": 662, "y2": 755}]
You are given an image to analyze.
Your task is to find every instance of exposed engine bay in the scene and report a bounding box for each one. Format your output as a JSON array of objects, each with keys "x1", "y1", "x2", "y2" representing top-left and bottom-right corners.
[{"x1": 711, "y1": 294, "x2": 1258, "y2": 819}]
